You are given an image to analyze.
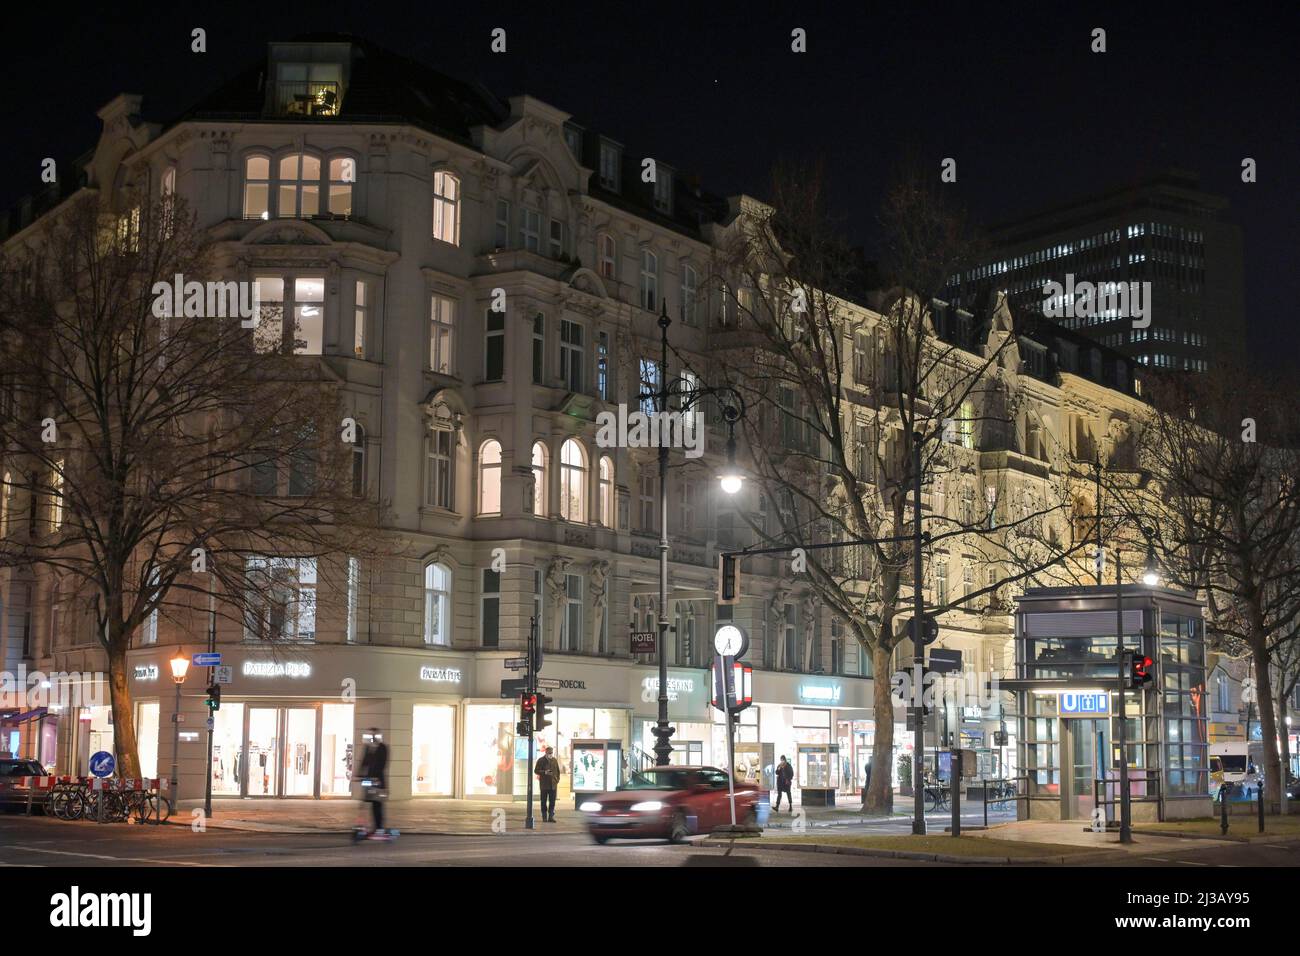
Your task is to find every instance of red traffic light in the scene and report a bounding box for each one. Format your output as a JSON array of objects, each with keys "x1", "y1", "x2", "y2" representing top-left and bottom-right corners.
[
  {"x1": 1127, "y1": 652, "x2": 1154, "y2": 688},
  {"x1": 520, "y1": 693, "x2": 537, "y2": 714}
]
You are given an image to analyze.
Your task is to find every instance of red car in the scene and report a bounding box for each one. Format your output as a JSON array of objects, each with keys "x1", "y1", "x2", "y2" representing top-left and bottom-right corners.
[{"x1": 580, "y1": 766, "x2": 762, "y2": 844}]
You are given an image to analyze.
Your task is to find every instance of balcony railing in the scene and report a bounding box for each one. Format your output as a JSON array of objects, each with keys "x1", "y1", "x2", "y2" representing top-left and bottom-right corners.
[{"x1": 275, "y1": 82, "x2": 342, "y2": 117}]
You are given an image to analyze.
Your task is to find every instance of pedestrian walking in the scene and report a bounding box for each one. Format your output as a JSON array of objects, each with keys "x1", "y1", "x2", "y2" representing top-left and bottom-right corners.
[
  {"x1": 535, "y1": 746, "x2": 561, "y2": 822},
  {"x1": 774, "y1": 755, "x2": 794, "y2": 811}
]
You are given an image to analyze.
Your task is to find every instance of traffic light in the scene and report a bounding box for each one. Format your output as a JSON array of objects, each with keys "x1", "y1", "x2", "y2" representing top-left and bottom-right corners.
[
  {"x1": 1126, "y1": 651, "x2": 1154, "y2": 688},
  {"x1": 205, "y1": 683, "x2": 220, "y2": 711},
  {"x1": 518, "y1": 693, "x2": 536, "y2": 736},
  {"x1": 718, "y1": 553, "x2": 740, "y2": 605},
  {"x1": 535, "y1": 693, "x2": 554, "y2": 732}
]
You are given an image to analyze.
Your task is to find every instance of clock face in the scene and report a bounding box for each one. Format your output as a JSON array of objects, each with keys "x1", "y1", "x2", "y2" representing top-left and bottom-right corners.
[{"x1": 714, "y1": 625, "x2": 744, "y2": 657}]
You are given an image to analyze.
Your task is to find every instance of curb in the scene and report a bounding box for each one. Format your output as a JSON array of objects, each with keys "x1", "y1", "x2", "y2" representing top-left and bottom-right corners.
[
  {"x1": 1130, "y1": 829, "x2": 1300, "y2": 845},
  {"x1": 698, "y1": 838, "x2": 1113, "y2": 866}
]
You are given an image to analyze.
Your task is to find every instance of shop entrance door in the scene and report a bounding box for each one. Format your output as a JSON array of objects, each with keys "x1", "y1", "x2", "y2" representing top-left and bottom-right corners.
[
  {"x1": 1064, "y1": 718, "x2": 1110, "y2": 820},
  {"x1": 284, "y1": 708, "x2": 317, "y2": 797},
  {"x1": 247, "y1": 707, "x2": 280, "y2": 796}
]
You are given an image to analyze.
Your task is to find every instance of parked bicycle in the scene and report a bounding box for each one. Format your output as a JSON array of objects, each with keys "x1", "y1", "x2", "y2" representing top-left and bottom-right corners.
[
  {"x1": 988, "y1": 780, "x2": 1017, "y2": 811},
  {"x1": 923, "y1": 783, "x2": 950, "y2": 813}
]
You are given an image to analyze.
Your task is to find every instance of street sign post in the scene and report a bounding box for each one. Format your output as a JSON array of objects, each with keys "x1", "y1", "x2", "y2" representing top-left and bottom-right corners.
[
  {"x1": 214, "y1": 665, "x2": 233, "y2": 685},
  {"x1": 500, "y1": 677, "x2": 527, "y2": 699},
  {"x1": 504, "y1": 656, "x2": 528, "y2": 670},
  {"x1": 192, "y1": 652, "x2": 222, "y2": 667},
  {"x1": 89, "y1": 752, "x2": 115, "y2": 778}
]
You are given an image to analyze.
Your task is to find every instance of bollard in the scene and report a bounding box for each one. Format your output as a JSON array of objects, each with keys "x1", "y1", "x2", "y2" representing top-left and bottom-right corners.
[
  {"x1": 96, "y1": 778, "x2": 105, "y2": 825},
  {"x1": 1220, "y1": 788, "x2": 1229, "y2": 835},
  {"x1": 982, "y1": 775, "x2": 988, "y2": 829},
  {"x1": 1257, "y1": 784, "x2": 1265, "y2": 834}
]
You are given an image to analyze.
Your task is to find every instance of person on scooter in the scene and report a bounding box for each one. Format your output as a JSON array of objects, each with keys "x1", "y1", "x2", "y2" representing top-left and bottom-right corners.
[{"x1": 359, "y1": 728, "x2": 389, "y2": 838}]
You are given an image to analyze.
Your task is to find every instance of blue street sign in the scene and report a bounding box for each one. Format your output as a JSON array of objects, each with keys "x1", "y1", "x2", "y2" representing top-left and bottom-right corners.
[
  {"x1": 192, "y1": 652, "x2": 222, "y2": 667},
  {"x1": 89, "y1": 751, "x2": 116, "y2": 778},
  {"x1": 1059, "y1": 692, "x2": 1111, "y2": 717}
]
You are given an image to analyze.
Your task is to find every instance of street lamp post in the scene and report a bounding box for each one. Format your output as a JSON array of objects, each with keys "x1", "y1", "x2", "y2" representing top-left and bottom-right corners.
[
  {"x1": 649, "y1": 305, "x2": 745, "y2": 766},
  {"x1": 1114, "y1": 539, "x2": 1158, "y2": 845},
  {"x1": 169, "y1": 652, "x2": 190, "y2": 808}
]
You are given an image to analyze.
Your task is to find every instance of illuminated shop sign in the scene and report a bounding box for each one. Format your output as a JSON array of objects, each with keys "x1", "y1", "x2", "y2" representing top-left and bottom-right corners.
[
  {"x1": 133, "y1": 665, "x2": 158, "y2": 681},
  {"x1": 641, "y1": 676, "x2": 695, "y2": 701},
  {"x1": 798, "y1": 684, "x2": 842, "y2": 704},
  {"x1": 242, "y1": 661, "x2": 312, "y2": 678},
  {"x1": 420, "y1": 666, "x2": 462, "y2": 684},
  {"x1": 1059, "y1": 692, "x2": 1110, "y2": 717}
]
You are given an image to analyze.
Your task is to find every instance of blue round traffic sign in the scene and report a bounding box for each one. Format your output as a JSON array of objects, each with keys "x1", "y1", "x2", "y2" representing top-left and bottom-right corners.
[{"x1": 89, "y1": 751, "x2": 116, "y2": 778}]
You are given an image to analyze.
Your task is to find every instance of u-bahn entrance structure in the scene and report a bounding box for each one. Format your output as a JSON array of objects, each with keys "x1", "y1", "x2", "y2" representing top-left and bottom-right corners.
[{"x1": 1005, "y1": 585, "x2": 1212, "y2": 823}]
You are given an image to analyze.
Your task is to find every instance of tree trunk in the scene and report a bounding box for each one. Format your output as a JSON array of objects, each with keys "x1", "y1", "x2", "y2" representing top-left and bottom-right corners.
[
  {"x1": 106, "y1": 625, "x2": 141, "y2": 779},
  {"x1": 1249, "y1": 630, "x2": 1283, "y2": 810},
  {"x1": 863, "y1": 643, "x2": 896, "y2": 812}
]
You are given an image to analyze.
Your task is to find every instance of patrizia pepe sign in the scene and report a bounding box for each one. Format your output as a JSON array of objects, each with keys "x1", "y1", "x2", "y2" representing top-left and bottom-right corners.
[
  {"x1": 419, "y1": 666, "x2": 462, "y2": 684},
  {"x1": 242, "y1": 661, "x2": 311, "y2": 678}
]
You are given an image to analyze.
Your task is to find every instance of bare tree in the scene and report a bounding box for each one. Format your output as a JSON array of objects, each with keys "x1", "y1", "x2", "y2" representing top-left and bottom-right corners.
[
  {"x1": 1116, "y1": 364, "x2": 1300, "y2": 805},
  {"x1": 0, "y1": 193, "x2": 383, "y2": 777},
  {"x1": 708, "y1": 161, "x2": 1095, "y2": 811}
]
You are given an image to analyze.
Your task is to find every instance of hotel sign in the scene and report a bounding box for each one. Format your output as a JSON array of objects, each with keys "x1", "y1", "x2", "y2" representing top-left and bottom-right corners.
[
  {"x1": 420, "y1": 666, "x2": 462, "y2": 684},
  {"x1": 1059, "y1": 692, "x2": 1110, "y2": 717}
]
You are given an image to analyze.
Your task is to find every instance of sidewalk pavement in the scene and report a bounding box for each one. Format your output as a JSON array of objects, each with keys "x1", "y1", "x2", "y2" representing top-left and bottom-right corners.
[
  {"x1": 173, "y1": 798, "x2": 589, "y2": 835},
  {"x1": 964, "y1": 819, "x2": 1235, "y2": 855}
]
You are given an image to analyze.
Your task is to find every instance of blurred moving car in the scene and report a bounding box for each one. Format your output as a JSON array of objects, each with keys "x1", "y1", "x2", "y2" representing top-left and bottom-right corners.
[
  {"x1": 580, "y1": 765, "x2": 762, "y2": 844},
  {"x1": 0, "y1": 759, "x2": 48, "y2": 813}
]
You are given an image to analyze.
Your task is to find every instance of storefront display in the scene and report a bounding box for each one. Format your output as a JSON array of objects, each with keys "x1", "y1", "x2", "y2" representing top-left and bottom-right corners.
[
  {"x1": 465, "y1": 704, "x2": 516, "y2": 797},
  {"x1": 320, "y1": 704, "x2": 353, "y2": 796},
  {"x1": 411, "y1": 705, "x2": 455, "y2": 796},
  {"x1": 797, "y1": 743, "x2": 841, "y2": 806},
  {"x1": 135, "y1": 701, "x2": 159, "y2": 779},
  {"x1": 571, "y1": 740, "x2": 621, "y2": 793}
]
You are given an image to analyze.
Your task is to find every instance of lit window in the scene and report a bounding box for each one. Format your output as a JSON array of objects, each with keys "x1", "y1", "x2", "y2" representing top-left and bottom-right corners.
[
  {"x1": 423, "y1": 563, "x2": 451, "y2": 646},
  {"x1": 598, "y1": 233, "x2": 616, "y2": 280},
  {"x1": 160, "y1": 166, "x2": 176, "y2": 237},
  {"x1": 50, "y1": 461, "x2": 64, "y2": 531},
  {"x1": 328, "y1": 157, "x2": 354, "y2": 216},
  {"x1": 243, "y1": 156, "x2": 270, "y2": 219},
  {"x1": 560, "y1": 438, "x2": 587, "y2": 522},
  {"x1": 142, "y1": 568, "x2": 160, "y2": 645},
  {"x1": 347, "y1": 557, "x2": 360, "y2": 642},
  {"x1": 479, "y1": 440, "x2": 502, "y2": 515},
  {"x1": 278, "y1": 153, "x2": 321, "y2": 218},
  {"x1": 353, "y1": 280, "x2": 368, "y2": 358},
  {"x1": 430, "y1": 295, "x2": 456, "y2": 374},
  {"x1": 598, "y1": 456, "x2": 614, "y2": 527},
  {"x1": 432, "y1": 170, "x2": 460, "y2": 246},
  {"x1": 531, "y1": 442, "x2": 548, "y2": 516}
]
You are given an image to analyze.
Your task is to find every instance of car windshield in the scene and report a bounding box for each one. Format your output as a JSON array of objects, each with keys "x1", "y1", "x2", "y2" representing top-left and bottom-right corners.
[
  {"x1": 0, "y1": 760, "x2": 42, "y2": 777},
  {"x1": 621, "y1": 769, "x2": 696, "y2": 791},
  {"x1": 1217, "y1": 756, "x2": 1248, "y2": 774}
]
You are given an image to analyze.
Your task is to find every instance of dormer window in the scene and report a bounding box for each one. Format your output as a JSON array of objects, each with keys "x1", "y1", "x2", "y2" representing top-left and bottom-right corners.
[
  {"x1": 599, "y1": 140, "x2": 622, "y2": 192},
  {"x1": 653, "y1": 168, "x2": 673, "y2": 214},
  {"x1": 563, "y1": 124, "x2": 584, "y2": 162},
  {"x1": 275, "y1": 62, "x2": 344, "y2": 116}
]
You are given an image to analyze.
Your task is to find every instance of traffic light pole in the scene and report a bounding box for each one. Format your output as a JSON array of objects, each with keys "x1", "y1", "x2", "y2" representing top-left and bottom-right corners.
[
  {"x1": 1116, "y1": 550, "x2": 1132, "y2": 844},
  {"x1": 912, "y1": 432, "x2": 927, "y2": 836},
  {"x1": 526, "y1": 616, "x2": 536, "y2": 831},
  {"x1": 204, "y1": 572, "x2": 216, "y2": 819}
]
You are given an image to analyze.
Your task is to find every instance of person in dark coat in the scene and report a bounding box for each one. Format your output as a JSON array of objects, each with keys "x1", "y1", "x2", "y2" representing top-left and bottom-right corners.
[
  {"x1": 358, "y1": 728, "x2": 389, "y2": 834},
  {"x1": 535, "y1": 746, "x2": 561, "y2": 822},
  {"x1": 774, "y1": 755, "x2": 794, "y2": 811}
]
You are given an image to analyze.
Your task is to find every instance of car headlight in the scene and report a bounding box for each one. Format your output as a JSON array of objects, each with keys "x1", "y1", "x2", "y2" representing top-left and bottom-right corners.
[
  {"x1": 579, "y1": 801, "x2": 602, "y2": 812},
  {"x1": 630, "y1": 801, "x2": 664, "y2": 812}
]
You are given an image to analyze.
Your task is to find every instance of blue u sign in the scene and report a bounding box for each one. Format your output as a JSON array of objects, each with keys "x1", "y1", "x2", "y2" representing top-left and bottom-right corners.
[
  {"x1": 1059, "y1": 692, "x2": 1110, "y2": 717},
  {"x1": 89, "y1": 751, "x2": 116, "y2": 778}
]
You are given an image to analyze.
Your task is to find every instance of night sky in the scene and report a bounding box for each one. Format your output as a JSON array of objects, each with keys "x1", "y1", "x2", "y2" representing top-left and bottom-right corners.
[{"x1": 5, "y1": 1, "x2": 1296, "y2": 365}]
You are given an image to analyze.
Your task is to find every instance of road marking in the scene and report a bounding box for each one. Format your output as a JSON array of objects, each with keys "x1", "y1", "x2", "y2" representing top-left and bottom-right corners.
[
  {"x1": 0, "y1": 844, "x2": 217, "y2": 867},
  {"x1": 1144, "y1": 857, "x2": 1171, "y2": 862},
  {"x1": 1177, "y1": 860, "x2": 1210, "y2": 866}
]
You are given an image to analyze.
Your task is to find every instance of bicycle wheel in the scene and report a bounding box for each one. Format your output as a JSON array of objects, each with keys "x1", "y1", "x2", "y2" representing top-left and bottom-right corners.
[
  {"x1": 46, "y1": 787, "x2": 72, "y2": 820},
  {"x1": 136, "y1": 793, "x2": 172, "y2": 823},
  {"x1": 923, "y1": 788, "x2": 938, "y2": 813}
]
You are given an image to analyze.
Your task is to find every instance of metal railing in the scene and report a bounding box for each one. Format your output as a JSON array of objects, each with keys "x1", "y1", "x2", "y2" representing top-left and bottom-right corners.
[{"x1": 1092, "y1": 770, "x2": 1163, "y2": 825}]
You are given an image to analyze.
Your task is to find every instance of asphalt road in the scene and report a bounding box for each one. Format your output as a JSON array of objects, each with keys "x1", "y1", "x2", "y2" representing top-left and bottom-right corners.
[{"x1": 0, "y1": 815, "x2": 922, "y2": 867}]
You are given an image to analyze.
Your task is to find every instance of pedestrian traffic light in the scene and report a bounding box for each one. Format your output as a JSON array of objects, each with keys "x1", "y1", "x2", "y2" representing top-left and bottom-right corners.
[
  {"x1": 205, "y1": 683, "x2": 220, "y2": 711},
  {"x1": 535, "y1": 693, "x2": 554, "y2": 732},
  {"x1": 718, "y1": 553, "x2": 740, "y2": 605},
  {"x1": 516, "y1": 720, "x2": 531, "y2": 737},
  {"x1": 1129, "y1": 651, "x2": 1154, "y2": 688},
  {"x1": 520, "y1": 693, "x2": 536, "y2": 716}
]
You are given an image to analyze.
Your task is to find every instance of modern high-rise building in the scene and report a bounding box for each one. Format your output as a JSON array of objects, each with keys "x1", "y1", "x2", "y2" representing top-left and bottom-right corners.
[{"x1": 944, "y1": 169, "x2": 1245, "y2": 371}]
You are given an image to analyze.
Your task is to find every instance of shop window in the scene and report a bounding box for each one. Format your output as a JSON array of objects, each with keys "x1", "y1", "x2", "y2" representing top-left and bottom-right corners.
[
  {"x1": 481, "y1": 569, "x2": 500, "y2": 647},
  {"x1": 135, "y1": 701, "x2": 159, "y2": 778},
  {"x1": 464, "y1": 704, "x2": 516, "y2": 797},
  {"x1": 412, "y1": 705, "x2": 455, "y2": 795},
  {"x1": 321, "y1": 704, "x2": 355, "y2": 796},
  {"x1": 423, "y1": 562, "x2": 451, "y2": 646}
]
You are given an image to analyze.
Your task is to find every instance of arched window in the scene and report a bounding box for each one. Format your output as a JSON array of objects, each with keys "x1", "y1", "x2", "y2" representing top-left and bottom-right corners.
[
  {"x1": 432, "y1": 170, "x2": 460, "y2": 246},
  {"x1": 598, "y1": 456, "x2": 614, "y2": 527},
  {"x1": 243, "y1": 155, "x2": 271, "y2": 219},
  {"x1": 278, "y1": 153, "x2": 321, "y2": 218},
  {"x1": 350, "y1": 423, "x2": 366, "y2": 498},
  {"x1": 531, "y1": 442, "x2": 548, "y2": 516},
  {"x1": 423, "y1": 563, "x2": 452, "y2": 646},
  {"x1": 328, "y1": 157, "x2": 355, "y2": 216},
  {"x1": 560, "y1": 439, "x2": 587, "y2": 521},
  {"x1": 479, "y1": 440, "x2": 502, "y2": 514},
  {"x1": 597, "y1": 233, "x2": 617, "y2": 280}
]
